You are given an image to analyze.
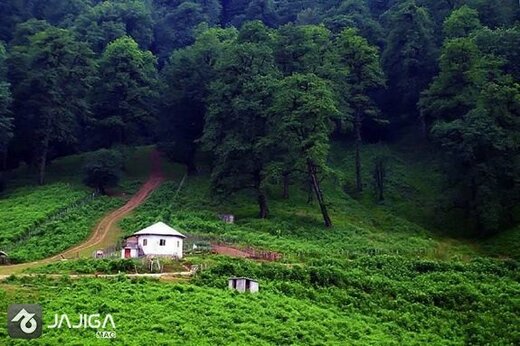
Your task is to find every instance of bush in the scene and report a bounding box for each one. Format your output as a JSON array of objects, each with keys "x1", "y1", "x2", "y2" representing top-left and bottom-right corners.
[{"x1": 83, "y1": 149, "x2": 124, "y2": 194}]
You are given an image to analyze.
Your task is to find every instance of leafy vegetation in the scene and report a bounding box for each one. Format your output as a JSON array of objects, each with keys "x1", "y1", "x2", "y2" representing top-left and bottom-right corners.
[
  {"x1": 25, "y1": 258, "x2": 186, "y2": 275},
  {"x1": 7, "y1": 196, "x2": 123, "y2": 263},
  {"x1": 0, "y1": 1, "x2": 518, "y2": 344},
  {"x1": 83, "y1": 149, "x2": 124, "y2": 194},
  {"x1": 0, "y1": 183, "x2": 86, "y2": 246}
]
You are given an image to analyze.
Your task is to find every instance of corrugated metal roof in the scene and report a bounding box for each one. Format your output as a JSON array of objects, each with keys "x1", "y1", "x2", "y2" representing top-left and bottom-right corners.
[
  {"x1": 229, "y1": 277, "x2": 258, "y2": 282},
  {"x1": 131, "y1": 222, "x2": 186, "y2": 238}
]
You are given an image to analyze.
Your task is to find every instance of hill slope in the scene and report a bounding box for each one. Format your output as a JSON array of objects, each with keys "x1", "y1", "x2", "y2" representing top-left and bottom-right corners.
[{"x1": 0, "y1": 144, "x2": 518, "y2": 345}]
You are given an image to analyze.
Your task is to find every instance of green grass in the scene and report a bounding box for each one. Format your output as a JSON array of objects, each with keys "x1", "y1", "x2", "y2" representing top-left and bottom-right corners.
[
  {"x1": 24, "y1": 258, "x2": 186, "y2": 274},
  {"x1": 0, "y1": 142, "x2": 518, "y2": 345},
  {"x1": 0, "y1": 145, "x2": 162, "y2": 263},
  {"x1": 481, "y1": 225, "x2": 520, "y2": 260},
  {"x1": 0, "y1": 183, "x2": 87, "y2": 246},
  {"x1": 0, "y1": 260, "x2": 518, "y2": 345},
  {"x1": 7, "y1": 196, "x2": 124, "y2": 263}
]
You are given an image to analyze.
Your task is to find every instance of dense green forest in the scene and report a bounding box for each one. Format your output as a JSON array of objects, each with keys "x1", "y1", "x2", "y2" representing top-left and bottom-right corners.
[{"x1": 0, "y1": 0, "x2": 519, "y2": 237}]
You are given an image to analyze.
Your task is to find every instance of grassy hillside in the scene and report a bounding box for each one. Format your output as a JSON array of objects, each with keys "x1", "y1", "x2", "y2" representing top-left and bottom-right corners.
[
  {"x1": 0, "y1": 146, "x2": 167, "y2": 263},
  {"x1": 0, "y1": 143, "x2": 518, "y2": 344}
]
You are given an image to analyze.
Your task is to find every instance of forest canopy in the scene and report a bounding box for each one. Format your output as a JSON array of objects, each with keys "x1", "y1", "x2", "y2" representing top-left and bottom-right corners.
[{"x1": 0, "y1": 0, "x2": 519, "y2": 236}]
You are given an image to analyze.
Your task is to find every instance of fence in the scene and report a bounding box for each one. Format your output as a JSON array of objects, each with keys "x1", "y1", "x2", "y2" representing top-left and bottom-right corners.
[{"x1": 92, "y1": 245, "x2": 120, "y2": 259}]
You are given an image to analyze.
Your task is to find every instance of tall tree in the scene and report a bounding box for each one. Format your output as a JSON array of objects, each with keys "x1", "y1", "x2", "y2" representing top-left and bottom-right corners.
[
  {"x1": 429, "y1": 79, "x2": 520, "y2": 234},
  {"x1": 83, "y1": 149, "x2": 124, "y2": 195},
  {"x1": 381, "y1": 0, "x2": 437, "y2": 128},
  {"x1": 74, "y1": 0, "x2": 154, "y2": 53},
  {"x1": 93, "y1": 36, "x2": 158, "y2": 147},
  {"x1": 420, "y1": 27, "x2": 519, "y2": 234},
  {"x1": 274, "y1": 24, "x2": 333, "y2": 77},
  {"x1": 153, "y1": 1, "x2": 210, "y2": 60},
  {"x1": 270, "y1": 73, "x2": 339, "y2": 227},
  {"x1": 160, "y1": 26, "x2": 236, "y2": 174},
  {"x1": 244, "y1": 0, "x2": 279, "y2": 27},
  {"x1": 323, "y1": 0, "x2": 384, "y2": 48},
  {"x1": 474, "y1": 26, "x2": 520, "y2": 81},
  {"x1": 202, "y1": 22, "x2": 278, "y2": 218},
  {"x1": 9, "y1": 27, "x2": 96, "y2": 184},
  {"x1": 334, "y1": 28, "x2": 385, "y2": 192},
  {"x1": 0, "y1": 43, "x2": 13, "y2": 172},
  {"x1": 419, "y1": 38, "x2": 489, "y2": 125},
  {"x1": 273, "y1": 24, "x2": 335, "y2": 196},
  {"x1": 443, "y1": 5, "x2": 482, "y2": 39}
]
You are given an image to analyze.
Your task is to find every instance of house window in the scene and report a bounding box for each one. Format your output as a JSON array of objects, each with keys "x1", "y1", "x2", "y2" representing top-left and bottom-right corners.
[
  {"x1": 143, "y1": 239, "x2": 147, "y2": 246},
  {"x1": 177, "y1": 241, "x2": 180, "y2": 248},
  {"x1": 160, "y1": 239, "x2": 166, "y2": 246}
]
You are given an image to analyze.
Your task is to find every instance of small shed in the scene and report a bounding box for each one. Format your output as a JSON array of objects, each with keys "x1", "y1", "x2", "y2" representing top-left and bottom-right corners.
[
  {"x1": 228, "y1": 277, "x2": 259, "y2": 293},
  {"x1": 219, "y1": 214, "x2": 235, "y2": 224},
  {"x1": 0, "y1": 251, "x2": 9, "y2": 265}
]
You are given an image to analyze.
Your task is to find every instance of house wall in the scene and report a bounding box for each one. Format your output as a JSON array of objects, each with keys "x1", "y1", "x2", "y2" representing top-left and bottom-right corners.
[{"x1": 139, "y1": 235, "x2": 183, "y2": 258}]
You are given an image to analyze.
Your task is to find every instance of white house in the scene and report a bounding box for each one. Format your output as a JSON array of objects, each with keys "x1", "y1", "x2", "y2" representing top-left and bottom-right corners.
[{"x1": 121, "y1": 222, "x2": 186, "y2": 259}]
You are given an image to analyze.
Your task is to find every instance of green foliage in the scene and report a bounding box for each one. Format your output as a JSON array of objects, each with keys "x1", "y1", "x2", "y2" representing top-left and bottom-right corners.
[
  {"x1": 53, "y1": 161, "x2": 519, "y2": 345},
  {"x1": 443, "y1": 5, "x2": 482, "y2": 39},
  {"x1": 270, "y1": 73, "x2": 338, "y2": 172},
  {"x1": 9, "y1": 26, "x2": 97, "y2": 184},
  {"x1": 0, "y1": 42, "x2": 12, "y2": 157},
  {"x1": 73, "y1": 0, "x2": 154, "y2": 53},
  {"x1": 322, "y1": 0, "x2": 384, "y2": 47},
  {"x1": 202, "y1": 22, "x2": 279, "y2": 218},
  {"x1": 7, "y1": 196, "x2": 123, "y2": 263},
  {"x1": 274, "y1": 24, "x2": 333, "y2": 77},
  {"x1": 421, "y1": 26, "x2": 520, "y2": 235},
  {"x1": 26, "y1": 258, "x2": 145, "y2": 274},
  {"x1": 83, "y1": 149, "x2": 124, "y2": 194},
  {"x1": 159, "y1": 26, "x2": 236, "y2": 173},
  {"x1": 382, "y1": 0, "x2": 437, "y2": 121},
  {"x1": 92, "y1": 36, "x2": 158, "y2": 147},
  {"x1": 0, "y1": 183, "x2": 86, "y2": 247}
]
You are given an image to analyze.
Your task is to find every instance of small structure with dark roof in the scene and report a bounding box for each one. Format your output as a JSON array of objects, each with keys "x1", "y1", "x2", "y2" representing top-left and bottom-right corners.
[
  {"x1": 228, "y1": 277, "x2": 259, "y2": 293},
  {"x1": 0, "y1": 251, "x2": 9, "y2": 265}
]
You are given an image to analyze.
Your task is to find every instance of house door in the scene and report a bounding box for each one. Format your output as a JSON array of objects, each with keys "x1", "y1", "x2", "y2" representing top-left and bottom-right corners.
[{"x1": 124, "y1": 248, "x2": 131, "y2": 258}]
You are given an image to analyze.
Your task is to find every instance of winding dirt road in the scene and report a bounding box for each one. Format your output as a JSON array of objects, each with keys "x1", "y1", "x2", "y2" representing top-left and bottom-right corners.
[{"x1": 0, "y1": 150, "x2": 165, "y2": 275}]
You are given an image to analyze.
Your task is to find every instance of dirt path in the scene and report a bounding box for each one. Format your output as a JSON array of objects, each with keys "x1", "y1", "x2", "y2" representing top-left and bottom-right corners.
[{"x1": 0, "y1": 150, "x2": 165, "y2": 275}]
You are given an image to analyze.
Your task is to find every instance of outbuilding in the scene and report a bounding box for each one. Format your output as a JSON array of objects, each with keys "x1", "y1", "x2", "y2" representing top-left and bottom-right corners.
[
  {"x1": 228, "y1": 277, "x2": 259, "y2": 293},
  {"x1": 121, "y1": 222, "x2": 186, "y2": 259}
]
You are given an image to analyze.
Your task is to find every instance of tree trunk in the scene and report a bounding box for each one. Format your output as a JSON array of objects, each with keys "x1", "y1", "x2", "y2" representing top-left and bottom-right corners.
[
  {"x1": 282, "y1": 172, "x2": 290, "y2": 199},
  {"x1": 374, "y1": 159, "x2": 385, "y2": 202},
  {"x1": 308, "y1": 160, "x2": 332, "y2": 228},
  {"x1": 307, "y1": 179, "x2": 314, "y2": 204},
  {"x1": 187, "y1": 159, "x2": 198, "y2": 176},
  {"x1": 254, "y1": 170, "x2": 269, "y2": 219},
  {"x1": 38, "y1": 136, "x2": 49, "y2": 185},
  {"x1": 355, "y1": 113, "x2": 363, "y2": 193},
  {"x1": 258, "y1": 190, "x2": 269, "y2": 219}
]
